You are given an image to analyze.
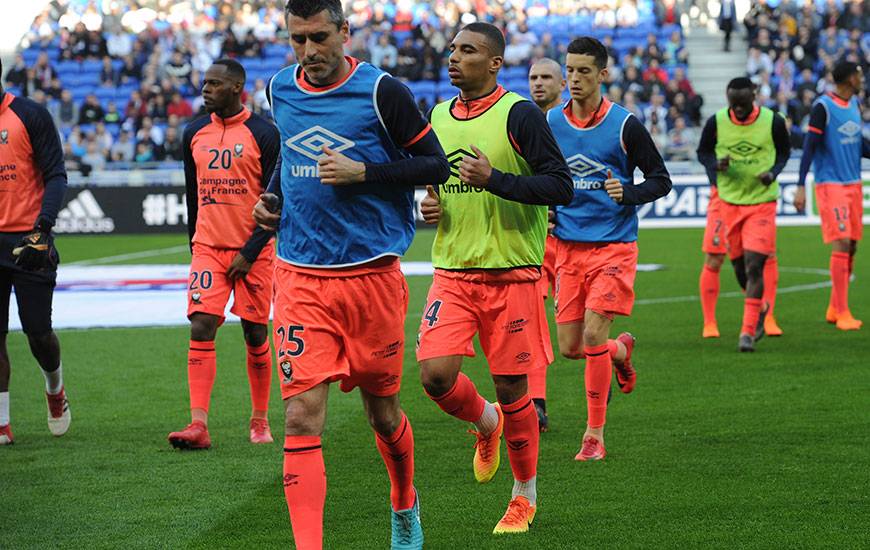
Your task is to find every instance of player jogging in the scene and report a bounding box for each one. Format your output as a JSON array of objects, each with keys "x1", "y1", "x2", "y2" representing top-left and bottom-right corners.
[
  {"x1": 252, "y1": 1, "x2": 449, "y2": 548},
  {"x1": 168, "y1": 59, "x2": 280, "y2": 449},
  {"x1": 697, "y1": 77, "x2": 791, "y2": 352},
  {"x1": 547, "y1": 37, "x2": 671, "y2": 461},
  {"x1": 526, "y1": 57, "x2": 566, "y2": 433},
  {"x1": 417, "y1": 23, "x2": 573, "y2": 535},
  {"x1": 0, "y1": 60, "x2": 69, "y2": 446},
  {"x1": 794, "y1": 60, "x2": 869, "y2": 331}
]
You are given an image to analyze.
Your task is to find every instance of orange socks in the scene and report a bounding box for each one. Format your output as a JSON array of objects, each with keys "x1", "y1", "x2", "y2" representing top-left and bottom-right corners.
[
  {"x1": 246, "y1": 341, "x2": 272, "y2": 412},
  {"x1": 283, "y1": 435, "x2": 325, "y2": 550},
  {"x1": 428, "y1": 372, "x2": 486, "y2": 423},
  {"x1": 500, "y1": 394, "x2": 539, "y2": 482},
  {"x1": 188, "y1": 340, "x2": 216, "y2": 412},
  {"x1": 375, "y1": 414, "x2": 416, "y2": 511},
  {"x1": 741, "y1": 298, "x2": 762, "y2": 336},
  {"x1": 699, "y1": 265, "x2": 721, "y2": 325},
  {"x1": 583, "y1": 343, "x2": 612, "y2": 428},
  {"x1": 830, "y1": 251, "x2": 851, "y2": 314},
  {"x1": 527, "y1": 366, "x2": 547, "y2": 401},
  {"x1": 763, "y1": 256, "x2": 778, "y2": 315}
]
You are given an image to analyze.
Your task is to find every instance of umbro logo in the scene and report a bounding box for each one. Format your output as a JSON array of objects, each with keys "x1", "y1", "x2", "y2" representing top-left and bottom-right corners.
[
  {"x1": 285, "y1": 125, "x2": 355, "y2": 161},
  {"x1": 837, "y1": 120, "x2": 861, "y2": 138},
  {"x1": 727, "y1": 141, "x2": 761, "y2": 157},
  {"x1": 446, "y1": 148, "x2": 475, "y2": 179},
  {"x1": 507, "y1": 439, "x2": 529, "y2": 451},
  {"x1": 565, "y1": 153, "x2": 606, "y2": 179},
  {"x1": 55, "y1": 190, "x2": 115, "y2": 233},
  {"x1": 283, "y1": 473, "x2": 299, "y2": 487}
]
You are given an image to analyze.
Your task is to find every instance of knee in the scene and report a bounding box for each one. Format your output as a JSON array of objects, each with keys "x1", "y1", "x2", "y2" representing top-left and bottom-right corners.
[
  {"x1": 189, "y1": 316, "x2": 217, "y2": 341},
  {"x1": 284, "y1": 402, "x2": 322, "y2": 436},
  {"x1": 420, "y1": 364, "x2": 455, "y2": 398},
  {"x1": 559, "y1": 345, "x2": 584, "y2": 360},
  {"x1": 367, "y1": 405, "x2": 401, "y2": 436},
  {"x1": 582, "y1": 326, "x2": 607, "y2": 347},
  {"x1": 25, "y1": 330, "x2": 54, "y2": 351},
  {"x1": 493, "y1": 375, "x2": 526, "y2": 404},
  {"x1": 243, "y1": 324, "x2": 268, "y2": 347},
  {"x1": 706, "y1": 254, "x2": 725, "y2": 270}
]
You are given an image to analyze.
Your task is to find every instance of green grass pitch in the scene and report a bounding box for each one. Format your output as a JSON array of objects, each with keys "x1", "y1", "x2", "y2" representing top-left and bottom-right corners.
[{"x1": 2, "y1": 227, "x2": 868, "y2": 549}]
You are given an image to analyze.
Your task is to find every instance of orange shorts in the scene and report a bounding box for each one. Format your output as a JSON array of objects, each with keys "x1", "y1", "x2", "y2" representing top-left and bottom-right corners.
[
  {"x1": 538, "y1": 235, "x2": 557, "y2": 299},
  {"x1": 702, "y1": 188, "x2": 729, "y2": 255},
  {"x1": 720, "y1": 200, "x2": 776, "y2": 259},
  {"x1": 554, "y1": 240, "x2": 638, "y2": 322},
  {"x1": 187, "y1": 242, "x2": 274, "y2": 325},
  {"x1": 416, "y1": 271, "x2": 553, "y2": 374},
  {"x1": 273, "y1": 260, "x2": 408, "y2": 400},
  {"x1": 815, "y1": 183, "x2": 864, "y2": 243}
]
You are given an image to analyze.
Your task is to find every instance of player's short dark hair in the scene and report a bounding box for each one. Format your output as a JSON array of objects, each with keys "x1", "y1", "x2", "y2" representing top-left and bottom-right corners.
[
  {"x1": 727, "y1": 77, "x2": 755, "y2": 91},
  {"x1": 285, "y1": 0, "x2": 344, "y2": 28},
  {"x1": 832, "y1": 60, "x2": 860, "y2": 84},
  {"x1": 461, "y1": 22, "x2": 505, "y2": 57},
  {"x1": 212, "y1": 58, "x2": 246, "y2": 84},
  {"x1": 566, "y1": 37, "x2": 608, "y2": 70}
]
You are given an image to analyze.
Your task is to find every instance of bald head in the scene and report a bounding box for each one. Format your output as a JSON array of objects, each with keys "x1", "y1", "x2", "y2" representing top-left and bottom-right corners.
[{"x1": 528, "y1": 58, "x2": 566, "y2": 111}]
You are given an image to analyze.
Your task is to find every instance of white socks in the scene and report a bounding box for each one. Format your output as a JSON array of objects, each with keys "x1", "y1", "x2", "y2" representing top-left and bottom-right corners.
[
  {"x1": 0, "y1": 392, "x2": 9, "y2": 426},
  {"x1": 512, "y1": 476, "x2": 537, "y2": 506},
  {"x1": 41, "y1": 362, "x2": 63, "y2": 395},
  {"x1": 474, "y1": 401, "x2": 499, "y2": 435}
]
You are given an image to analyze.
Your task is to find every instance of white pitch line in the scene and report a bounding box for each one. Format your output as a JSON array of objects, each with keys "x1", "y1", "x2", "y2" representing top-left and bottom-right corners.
[
  {"x1": 68, "y1": 245, "x2": 189, "y2": 266},
  {"x1": 635, "y1": 280, "x2": 834, "y2": 306}
]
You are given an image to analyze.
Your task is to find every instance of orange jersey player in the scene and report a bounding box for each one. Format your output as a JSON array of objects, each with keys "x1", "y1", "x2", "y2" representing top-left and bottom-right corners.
[
  {"x1": 0, "y1": 60, "x2": 70, "y2": 446},
  {"x1": 526, "y1": 57, "x2": 566, "y2": 433},
  {"x1": 168, "y1": 58, "x2": 279, "y2": 450}
]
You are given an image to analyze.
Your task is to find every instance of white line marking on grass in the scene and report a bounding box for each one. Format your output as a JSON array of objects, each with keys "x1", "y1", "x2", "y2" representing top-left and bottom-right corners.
[
  {"x1": 635, "y1": 267, "x2": 834, "y2": 306},
  {"x1": 68, "y1": 245, "x2": 189, "y2": 266}
]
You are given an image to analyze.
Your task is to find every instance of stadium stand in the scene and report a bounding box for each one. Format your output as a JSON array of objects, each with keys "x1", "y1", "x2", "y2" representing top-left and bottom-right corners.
[
  {"x1": 4, "y1": 0, "x2": 704, "y2": 171},
  {"x1": 740, "y1": 0, "x2": 869, "y2": 148}
]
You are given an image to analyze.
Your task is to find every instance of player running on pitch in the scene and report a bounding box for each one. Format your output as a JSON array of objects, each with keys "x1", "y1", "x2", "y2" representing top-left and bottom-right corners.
[
  {"x1": 547, "y1": 37, "x2": 671, "y2": 461},
  {"x1": 697, "y1": 77, "x2": 791, "y2": 352},
  {"x1": 168, "y1": 58, "x2": 280, "y2": 450},
  {"x1": 418, "y1": 22, "x2": 573, "y2": 535},
  {"x1": 795, "y1": 60, "x2": 869, "y2": 331},
  {"x1": 526, "y1": 57, "x2": 566, "y2": 433},
  {"x1": 0, "y1": 60, "x2": 69, "y2": 445},
  {"x1": 252, "y1": 1, "x2": 449, "y2": 548}
]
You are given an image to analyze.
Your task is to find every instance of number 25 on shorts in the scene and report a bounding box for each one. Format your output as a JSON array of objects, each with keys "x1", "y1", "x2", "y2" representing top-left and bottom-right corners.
[{"x1": 276, "y1": 325, "x2": 305, "y2": 357}]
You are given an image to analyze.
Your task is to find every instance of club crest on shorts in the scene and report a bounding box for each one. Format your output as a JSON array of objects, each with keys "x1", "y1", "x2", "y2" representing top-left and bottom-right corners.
[
  {"x1": 234, "y1": 143, "x2": 244, "y2": 157},
  {"x1": 191, "y1": 291, "x2": 201, "y2": 304},
  {"x1": 839, "y1": 222, "x2": 846, "y2": 232},
  {"x1": 712, "y1": 235, "x2": 721, "y2": 246},
  {"x1": 280, "y1": 360, "x2": 293, "y2": 383},
  {"x1": 0, "y1": 129, "x2": 8, "y2": 144}
]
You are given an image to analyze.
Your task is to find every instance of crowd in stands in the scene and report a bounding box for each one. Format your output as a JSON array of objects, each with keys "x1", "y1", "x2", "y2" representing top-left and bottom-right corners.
[
  {"x1": 740, "y1": 0, "x2": 869, "y2": 147},
  {"x1": 4, "y1": 0, "x2": 704, "y2": 172}
]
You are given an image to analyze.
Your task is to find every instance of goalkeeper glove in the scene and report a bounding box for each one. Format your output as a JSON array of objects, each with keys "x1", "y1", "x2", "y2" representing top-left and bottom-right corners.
[{"x1": 13, "y1": 228, "x2": 58, "y2": 271}]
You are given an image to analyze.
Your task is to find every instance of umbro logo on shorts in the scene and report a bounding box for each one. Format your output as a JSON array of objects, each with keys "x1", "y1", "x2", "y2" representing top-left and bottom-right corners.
[
  {"x1": 285, "y1": 125, "x2": 355, "y2": 161},
  {"x1": 565, "y1": 153, "x2": 606, "y2": 179}
]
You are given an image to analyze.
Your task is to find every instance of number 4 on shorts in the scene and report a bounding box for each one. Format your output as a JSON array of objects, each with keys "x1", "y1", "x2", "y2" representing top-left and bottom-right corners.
[{"x1": 424, "y1": 300, "x2": 442, "y2": 327}]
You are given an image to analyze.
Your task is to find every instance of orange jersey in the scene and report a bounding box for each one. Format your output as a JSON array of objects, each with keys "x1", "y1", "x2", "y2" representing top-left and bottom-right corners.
[
  {"x1": 182, "y1": 107, "x2": 279, "y2": 251},
  {"x1": 0, "y1": 93, "x2": 67, "y2": 232}
]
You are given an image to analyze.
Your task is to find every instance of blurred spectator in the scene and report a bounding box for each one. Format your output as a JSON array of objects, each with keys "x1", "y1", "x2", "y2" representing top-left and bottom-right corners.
[
  {"x1": 137, "y1": 117, "x2": 164, "y2": 147},
  {"x1": 4, "y1": 55, "x2": 28, "y2": 90},
  {"x1": 33, "y1": 52, "x2": 56, "y2": 91},
  {"x1": 747, "y1": 48, "x2": 773, "y2": 76},
  {"x1": 50, "y1": 89, "x2": 79, "y2": 129},
  {"x1": 505, "y1": 35, "x2": 533, "y2": 67},
  {"x1": 134, "y1": 142, "x2": 154, "y2": 163},
  {"x1": 167, "y1": 93, "x2": 193, "y2": 119},
  {"x1": 82, "y1": 141, "x2": 107, "y2": 172},
  {"x1": 78, "y1": 94, "x2": 105, "y2": 125},
  {"x1": 644, "y1": 94, "x2": 668, "y2": 134},
  {"x1": 44, "y1": 77, "x2": 64, "y2": 100},
  {"x1": 165, "y1": 51, "x2": 193, "y2": 83},
  {"x1": 666, "y1": 117, "x2": 696, "y2": 160},
  {"x1": 395, "y1": 38, "x2": 422, "y2": 80},
  {"x1": 110, "y1": 130, "x2": 135, "y2": 162},
  {"x1": 370, "y1": 34, "x2": 398, "y2": 71},
  {"x1": 93, "y1": 122, "x2": 114, "y2": 151},
  {"x1": 63, "y1": 142, "x2": 86, "y2": 173},
  {"x1": 119, "y1": 55, "x2": 142, "y2": 84},
  {"x1": 104, "y1": 101, "x2": 122, "y2": 124},
  {"x1": 156, "y1": 126, "x2": 184, "y2": 162},
  {"x1": 107, "y1": 28, "x2": 132, "y2": 58},
  {"x1": 100, "y1": 56, "x2": 117, "y2": 87}
]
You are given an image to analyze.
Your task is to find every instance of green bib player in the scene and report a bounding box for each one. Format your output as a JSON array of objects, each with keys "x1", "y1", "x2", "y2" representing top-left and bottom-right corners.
[{"x1": 416, "y1": 22, "x2": 572, "y2": 535}]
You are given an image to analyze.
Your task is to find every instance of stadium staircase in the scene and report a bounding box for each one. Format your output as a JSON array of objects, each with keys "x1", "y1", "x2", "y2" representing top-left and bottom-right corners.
[{"x1": 686, "y1": 22, "x2": 747, "y2": 118}]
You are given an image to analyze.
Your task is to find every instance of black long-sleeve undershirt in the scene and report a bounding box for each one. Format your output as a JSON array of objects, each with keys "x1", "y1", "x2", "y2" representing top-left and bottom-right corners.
[
  {"x1": 620, "y1": 116, "x2": 672, "y2": 205},
  {"x1": 485, "y1": 100, "x2": 573, "y2": 206},
  {"x1": 697, "y1": 110, "x2": 791, "y2": 185}
]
